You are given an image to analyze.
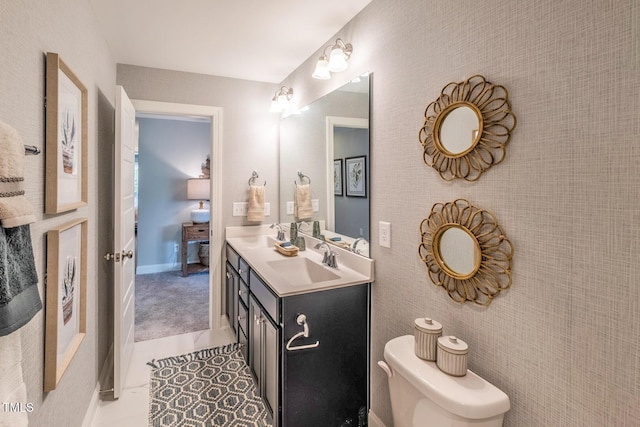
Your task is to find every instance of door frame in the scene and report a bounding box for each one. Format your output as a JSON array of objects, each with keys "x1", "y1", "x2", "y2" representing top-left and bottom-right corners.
[
  {"x1": 325, "y1": 116, "x2": 369, "y2": 232},
  {"x1": 131, "y1": 99, "x2": 224, "y2": 331}
]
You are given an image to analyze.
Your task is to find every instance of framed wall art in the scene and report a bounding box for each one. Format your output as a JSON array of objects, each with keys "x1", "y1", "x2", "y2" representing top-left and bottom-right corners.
[
  {"x1": 345, "y1": 155, "x2": 367, "y2": 197},
  {"x1": 334, "y1": 159, "x2": 343, "y2": 196},
  {"x1": 44, "y1": 218, "x2": 87, "y2": 391},
  {"x1": 45, "y1": 52, "x2": 88, "y2": 214}
]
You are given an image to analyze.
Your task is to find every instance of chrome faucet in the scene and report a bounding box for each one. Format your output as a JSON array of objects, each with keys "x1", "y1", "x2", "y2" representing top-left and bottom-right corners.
[
  {"x1": 351, "y1": 237, "x2": 367, "y2": 255},
  {"x1": 270, "y1": 223, "x2": 285, "y2": 241},
  {"x1": 314, "y1": 242, "x2": 338, "y2": 268}
]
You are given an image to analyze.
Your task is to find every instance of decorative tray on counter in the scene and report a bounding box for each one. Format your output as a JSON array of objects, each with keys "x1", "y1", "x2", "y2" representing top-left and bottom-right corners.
[{"x1": 274, "y1": 242, "x2": 299, "y2": 257}]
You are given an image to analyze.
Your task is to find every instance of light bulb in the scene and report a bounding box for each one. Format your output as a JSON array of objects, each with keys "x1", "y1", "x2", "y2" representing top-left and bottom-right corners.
[
  {"x1": 328, "y1": 47, "x2": 348, "y2": 72},
  {"x1": 312, "y1": 57, "x2": 331, "y2": 79}
]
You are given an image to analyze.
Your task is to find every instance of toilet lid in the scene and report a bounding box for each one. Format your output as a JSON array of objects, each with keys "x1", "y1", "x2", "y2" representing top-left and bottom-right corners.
[{"x1": 384, "y1": 335, "x2": 510, "y2": 420}]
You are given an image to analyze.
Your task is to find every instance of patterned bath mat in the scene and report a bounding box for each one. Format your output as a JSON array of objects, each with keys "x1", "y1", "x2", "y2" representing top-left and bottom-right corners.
[{"x1": 147, "y1": 343, "x2": 272, "y2": 427}]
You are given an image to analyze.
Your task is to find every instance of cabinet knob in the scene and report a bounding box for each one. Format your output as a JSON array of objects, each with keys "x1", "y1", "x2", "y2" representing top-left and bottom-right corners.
[{"x1": 226, "y1": 272, "x2": 231, "y2": 279}]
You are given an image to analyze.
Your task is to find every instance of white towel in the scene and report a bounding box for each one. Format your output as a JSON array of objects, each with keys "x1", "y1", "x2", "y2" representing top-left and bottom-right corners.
[
  {"x1": 295, "y1": 184, "x2": 313, "y2": 220},
  {"x1": 0, "y1": 121, "x2": 35, "y2": 228},
  {"x1": 0, "y1": 333, "x2": 29, "y2": 427},
  {"x1": 247, "y1": 185, "x2": 265, "y2": 222}
]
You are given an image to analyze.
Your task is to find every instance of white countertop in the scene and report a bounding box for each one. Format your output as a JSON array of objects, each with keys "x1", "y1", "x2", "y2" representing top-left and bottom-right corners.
[{"x1": 226, "y1": 226, "x2": 374, "y2": 297}]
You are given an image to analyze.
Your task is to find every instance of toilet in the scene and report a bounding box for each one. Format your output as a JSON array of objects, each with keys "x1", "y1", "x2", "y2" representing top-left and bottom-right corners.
[{"x1": 378, "y1": 335, "x2": 510, "y2": 427}]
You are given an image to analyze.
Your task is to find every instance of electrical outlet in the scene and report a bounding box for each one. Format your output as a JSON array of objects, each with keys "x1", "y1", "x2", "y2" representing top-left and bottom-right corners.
[
  {"x1": 264, "y1": 202, "x2": 270, "y2": 216},
  {"x1": 233, "y1": 202, "x2": 248, "y2": 216},
  {"x1": 312, "y1": 199, "x2": 319, "y2": 212},
  {"x1": 286, "y1": 201, "x2": 294, "y2": 215},
  {"x1": 379, "y1": 221, "x2": 391, "y2": 248}
]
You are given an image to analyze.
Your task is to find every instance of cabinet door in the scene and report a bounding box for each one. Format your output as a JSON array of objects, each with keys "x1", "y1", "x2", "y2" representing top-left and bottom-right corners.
[
  {"x1": 263, "y1": 315, "x2": 279, "y2": 417},
  {"x1": 225, "y1": 263, "x2": 239, "y2": 336},
  {"x1": 249, "y1": 296, "x2": 261, "y2": 381}
]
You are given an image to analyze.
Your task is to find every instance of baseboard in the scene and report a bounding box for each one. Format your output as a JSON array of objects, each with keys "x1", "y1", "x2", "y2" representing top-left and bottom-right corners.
[
  {"x1": 368, "y1": 409, "x2": 387, "y2": 427},
  {"x1": 136, "y1": 264, "x2": 179, "y2": 275},
  {"x1": 81, "y1": 383, "x2": 101, "y2": 427}
]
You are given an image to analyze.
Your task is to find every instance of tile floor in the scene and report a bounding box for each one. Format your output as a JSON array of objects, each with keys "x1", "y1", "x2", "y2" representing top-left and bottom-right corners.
[{"x1": 91, "y1": 328, "x2": 235, "y2": 427}]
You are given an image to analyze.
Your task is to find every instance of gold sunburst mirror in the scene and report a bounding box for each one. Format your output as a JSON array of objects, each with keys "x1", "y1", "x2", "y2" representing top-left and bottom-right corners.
[
  {"x1": 419, "y1": 199, "x2": 514, "y2": 306},
  {"x1": 419, "y1": 75, "x2": 516, "y2": 181}
]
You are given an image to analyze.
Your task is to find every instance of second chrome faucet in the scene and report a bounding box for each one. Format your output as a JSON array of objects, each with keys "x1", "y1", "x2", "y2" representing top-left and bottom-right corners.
[{"x1": 314, "y1": 242, "x2": 338, "y2": 268}]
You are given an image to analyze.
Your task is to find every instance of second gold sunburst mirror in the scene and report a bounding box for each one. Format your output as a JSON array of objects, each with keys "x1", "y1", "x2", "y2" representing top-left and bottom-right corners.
[
  {"x1": 419, "y1": 199, "x2": 514, "y2": 306},
  {"x1": 419, "y1": 75, "x2": 516, "y2": 181}
]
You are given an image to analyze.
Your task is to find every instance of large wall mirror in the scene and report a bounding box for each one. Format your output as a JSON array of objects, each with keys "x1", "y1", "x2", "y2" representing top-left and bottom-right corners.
[{"x1": 279, "y1": 73, "x2": 371, "y2": 257}]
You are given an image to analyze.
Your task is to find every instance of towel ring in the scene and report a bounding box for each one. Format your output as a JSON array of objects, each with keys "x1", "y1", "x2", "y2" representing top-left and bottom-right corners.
[
  {"x1": 248, "y1": 170, "x2": 266, "y2": 187},
  {"x1": 295, "y1": 171, "x2": 311, "y2": 185}
]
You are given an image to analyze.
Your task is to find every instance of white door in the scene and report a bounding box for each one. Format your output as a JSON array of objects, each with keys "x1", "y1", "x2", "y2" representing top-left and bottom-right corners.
[{"x1": 113, "y1": 86, "x2": 137, "y2": 398}]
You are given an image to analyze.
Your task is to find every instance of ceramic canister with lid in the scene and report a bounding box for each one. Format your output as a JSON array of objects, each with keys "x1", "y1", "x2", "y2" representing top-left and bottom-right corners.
[
  {"x1": 414, "y1": 317, "x2": 442, "y2": 361},
  {"x1": 436, "y1": 335, "x2": 469, "y2": 377}
]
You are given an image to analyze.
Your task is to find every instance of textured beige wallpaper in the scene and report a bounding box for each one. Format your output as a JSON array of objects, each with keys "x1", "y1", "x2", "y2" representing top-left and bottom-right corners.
[
  {"x1": 283, "y1": 0, "x2": 639, "y2": 425},
  {"x1": 0, "y1": 0, "x2": 117, "y2": 426}
]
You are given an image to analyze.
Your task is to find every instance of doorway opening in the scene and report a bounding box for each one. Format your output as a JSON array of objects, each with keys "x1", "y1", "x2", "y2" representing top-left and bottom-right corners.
[
  {"x1": 131, "y1": 100, "x2": 224, "y2": 339},
  {"x1": 134, "y1": 114, "x2": 211, "y2": 341}
]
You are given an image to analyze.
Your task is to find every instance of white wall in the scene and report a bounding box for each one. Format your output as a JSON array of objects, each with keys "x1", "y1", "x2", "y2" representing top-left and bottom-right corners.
[
  {"x1": 0, "y1": 1, "x2": 117, "y2": 426},
  {"x1": 282, "y1": 0, "x2": 640, "y2": 425}
]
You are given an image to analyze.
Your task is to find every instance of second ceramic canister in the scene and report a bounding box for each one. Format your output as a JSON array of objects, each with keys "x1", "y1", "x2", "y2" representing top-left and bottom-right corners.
[
  {"x1": 414, "y1": 317, "x2": 442, "y2": 361},
  {"x1": 436, "y1": 335, "x2": 469, "y2": 377}
]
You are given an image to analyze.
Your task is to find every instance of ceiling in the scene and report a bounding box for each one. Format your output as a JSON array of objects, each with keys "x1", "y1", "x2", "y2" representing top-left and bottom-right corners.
[{"x1": 89, "y1": 0, "x2": 372, "y2": 84}]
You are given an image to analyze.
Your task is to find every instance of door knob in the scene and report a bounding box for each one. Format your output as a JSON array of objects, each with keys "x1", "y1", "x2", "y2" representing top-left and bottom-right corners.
[{"x1": 122, "y1": 250, "x2": 134, "y2": 259}]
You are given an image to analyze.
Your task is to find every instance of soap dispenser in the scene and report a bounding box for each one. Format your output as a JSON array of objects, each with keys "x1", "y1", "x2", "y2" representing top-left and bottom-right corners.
[{"x1": 289, "y1": 222, "x2": 298, "y2": 245}]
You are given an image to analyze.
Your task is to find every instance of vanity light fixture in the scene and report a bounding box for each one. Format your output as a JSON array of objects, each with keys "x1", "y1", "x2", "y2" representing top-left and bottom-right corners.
[
  {"x1": 270, "y1": 86, "x2": 294, "y2": 113},
  {"x1": 312, "y1": 38, "x2": 353, "y2": 79}
]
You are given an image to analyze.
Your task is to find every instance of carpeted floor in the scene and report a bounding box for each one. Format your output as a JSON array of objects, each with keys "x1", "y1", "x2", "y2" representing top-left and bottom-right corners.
[
  {"x1": 135, "y1": 271, "x2": 209, "y2": 342},
  {"x1": 147, "y1": 343, "x2": 272, "y2": 427}
]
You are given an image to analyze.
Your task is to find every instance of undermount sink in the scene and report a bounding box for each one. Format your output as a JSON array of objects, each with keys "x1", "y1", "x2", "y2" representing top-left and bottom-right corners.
[
  {"x1": 266, "y1": 257, "x2": 340, "y2": 284},
  {"x1": 234, "y1": 235, "x2": 276, "y2": 250}
]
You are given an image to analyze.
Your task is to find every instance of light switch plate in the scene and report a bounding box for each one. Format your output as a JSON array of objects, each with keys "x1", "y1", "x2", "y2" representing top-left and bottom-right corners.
[
  {"x1": 379, "y1": 221, "x2": 391, "y2": 248},
  {"x1": 264, "y1": 202, "x2": 270, "y2": 217},
  {"x1": 286, "y1": 201, "x2": 294, "y2": 215},
  {"x1": 312, "y1": 199, "x2": 319, "y2": 212},
  {"x1": 233, "y1": 202, "x2": 248, "y2": 216}
]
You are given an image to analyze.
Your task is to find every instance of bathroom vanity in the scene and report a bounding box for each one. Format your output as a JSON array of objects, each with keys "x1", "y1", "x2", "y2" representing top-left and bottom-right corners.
[{"x1": 225, "y1": 227, "x2": 374, "y2": 427}]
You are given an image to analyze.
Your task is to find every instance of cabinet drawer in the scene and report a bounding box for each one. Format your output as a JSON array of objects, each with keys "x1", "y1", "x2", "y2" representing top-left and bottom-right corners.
[
  {"x1": 239, "y1": 279, "x2": 249, "y2": 307},
  {"x1": 226, "y1": 245, "x2": 240, "y2": 270},
  {"x1": 239, "y1": 257, "x2": 249, "y2": 283},
  {"x1": 186, "y1": 226, "x2": 209, "y2": 240},
  {"x1": 250, "y1": 270, "x2": 279, "y2": 322}
]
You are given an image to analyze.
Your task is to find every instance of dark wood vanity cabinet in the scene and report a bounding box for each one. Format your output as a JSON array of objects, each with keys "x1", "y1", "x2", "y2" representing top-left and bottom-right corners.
[
  {"x1": 226, "y1": 243, "x2": 370, "y2": 427},
  {"x1": 225, "y1": 245, "x2": 249, "y2": 362}
]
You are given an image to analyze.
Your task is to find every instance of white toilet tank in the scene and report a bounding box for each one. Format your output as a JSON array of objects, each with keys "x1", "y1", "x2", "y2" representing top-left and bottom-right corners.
[{"x1": 379, "y1": 335, "x2": 510, "y2": 427}]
